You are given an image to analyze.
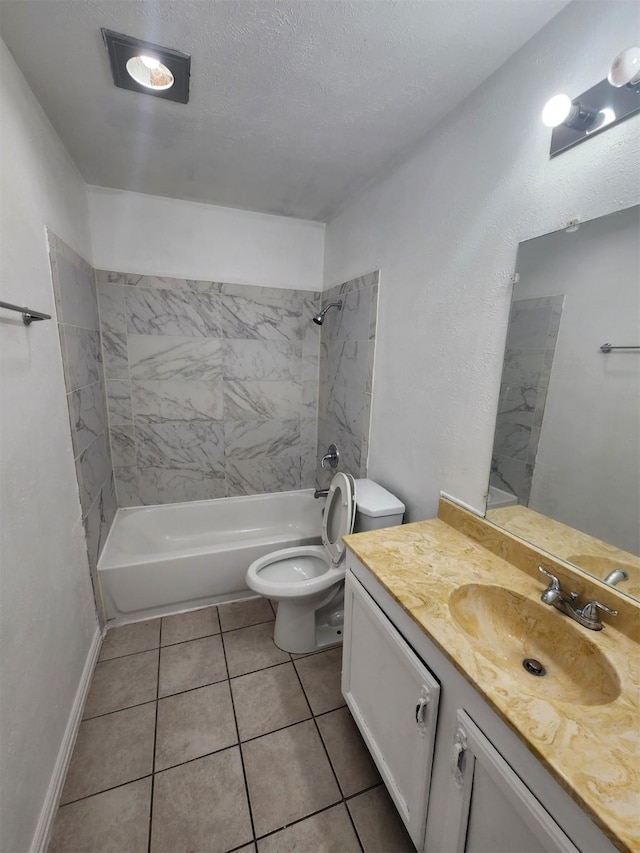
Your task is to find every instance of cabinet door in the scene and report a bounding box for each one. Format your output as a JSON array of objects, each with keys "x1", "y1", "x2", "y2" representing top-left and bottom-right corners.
[
  {"x1": 447, "y1": 710, "x2": 579, "y2": 853},
  {"x1": 342, "y1": 572, "x2": 440, "y2": 850}
]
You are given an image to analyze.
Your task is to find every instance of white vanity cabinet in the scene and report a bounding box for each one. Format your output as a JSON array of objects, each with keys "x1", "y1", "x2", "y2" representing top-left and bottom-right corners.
[
  {"x1": 343, "y1": 557, "x2": 618, "y2": 853},
  {"x1": 342, "y1": 571, "x2": 440, "y2": 850}
]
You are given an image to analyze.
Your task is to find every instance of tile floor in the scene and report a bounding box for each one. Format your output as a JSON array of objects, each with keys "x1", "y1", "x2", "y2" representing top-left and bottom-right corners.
[{"x1": 49, "y1": 597, "x2": 415, "y2": 852}]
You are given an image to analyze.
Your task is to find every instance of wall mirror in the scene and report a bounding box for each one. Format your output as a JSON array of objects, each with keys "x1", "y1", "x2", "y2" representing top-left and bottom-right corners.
[{"x1": 486, "y1": 204, "x2": 639, "y2": 602}]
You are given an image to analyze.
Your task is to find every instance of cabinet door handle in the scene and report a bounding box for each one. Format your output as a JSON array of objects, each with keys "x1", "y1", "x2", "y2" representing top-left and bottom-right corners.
[
  {"x1": 415, "y1": 687, "x2": 430, "y2": 733},
  {"x1": 451, "y1": 728, "x2": 467, "y2": 787}
]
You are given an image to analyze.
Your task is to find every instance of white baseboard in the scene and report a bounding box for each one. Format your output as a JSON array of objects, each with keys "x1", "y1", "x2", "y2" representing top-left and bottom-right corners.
[{"x1": 30, "y1": 625, "x2": 104, "y2": 853}]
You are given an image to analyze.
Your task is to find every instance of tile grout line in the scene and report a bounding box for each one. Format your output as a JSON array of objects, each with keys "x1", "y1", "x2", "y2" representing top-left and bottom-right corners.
[
  {"x1": 147, "y1": 620, "x2": 163, "y2": 852},
  {"x1": 290, "y1": 655, "x2": 366, "y2": 852},
  {"x1": 219, "y1": 620, "x2": 258, "y2": 849},
  {"x1": 98, "y1": 613, "x2": 276, "y2": 664},
  {"x1": 251, "y1": 783, "x2": 383, "y2": 847}
]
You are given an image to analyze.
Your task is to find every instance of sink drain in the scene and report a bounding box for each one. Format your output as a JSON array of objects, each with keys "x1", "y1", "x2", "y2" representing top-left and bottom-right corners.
[{"x1": 523, "y1": 658, "x2": 546, "y2": 677}]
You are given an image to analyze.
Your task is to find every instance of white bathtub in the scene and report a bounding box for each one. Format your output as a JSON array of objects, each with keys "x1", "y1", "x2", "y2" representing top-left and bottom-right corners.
[{"x1": 98, "y1": 489, "x2": 323, "y2": 624}]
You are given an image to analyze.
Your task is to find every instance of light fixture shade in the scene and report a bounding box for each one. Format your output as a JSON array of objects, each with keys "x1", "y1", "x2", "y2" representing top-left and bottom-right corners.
[
  {"x1": 126, "y1": 57, "x2": 174, "y2": 90},
  {"x1": 608, "y1": 46, "x2": 640, "y2": 87},
  {"x1": 541, "y1": 94, "x2": 573, "y2": 128}
]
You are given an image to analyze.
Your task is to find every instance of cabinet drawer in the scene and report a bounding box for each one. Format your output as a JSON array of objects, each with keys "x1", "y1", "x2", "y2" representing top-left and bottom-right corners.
[{"x1": 342, "y1": 571, "x2": 440, "y2": 850}]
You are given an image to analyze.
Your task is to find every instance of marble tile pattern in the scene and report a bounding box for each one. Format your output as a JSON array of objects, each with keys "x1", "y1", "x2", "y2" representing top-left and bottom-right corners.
[
  {"x1": 491, "y1": 295, "x2": 564, "y2": 505},
  {"x1": 316, "y1": 271, "x2": 379, "y2": 488},
  {"x1": 344, "y1": 500, "x2": 640, "y2": 853},
  {"x1": 96, "y1": 271, "x2": 321, "y2": 505},
  {"x1": 48, "y1": 232, "x2": 116, "y2": 624}
]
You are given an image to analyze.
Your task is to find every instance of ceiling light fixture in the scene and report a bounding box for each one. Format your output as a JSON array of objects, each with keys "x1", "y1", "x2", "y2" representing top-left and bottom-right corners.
[
  {"x1": 102, "y1": 29, "x2": 190, "y2": 103},
  {"x1": 541, "y1": 46, "x2": 640, "y2": 157}
]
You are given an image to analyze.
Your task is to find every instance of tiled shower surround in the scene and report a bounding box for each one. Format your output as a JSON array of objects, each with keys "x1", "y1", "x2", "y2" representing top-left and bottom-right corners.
[
  {"x1": 95, "y1": 269, "x2": 377, "y2": 506},
  {"x1": 490, "y1": 294, "x2": 563, "y2": 505},
  {"x1": 96, "y1": 272, "x2": 323, "y2": 505},
  {"x1": 317, "y1": 272, "x2": 378, "y2": 488},
  {"x1": 48, "y1": 232, "x2": 116, "y2": 618}
]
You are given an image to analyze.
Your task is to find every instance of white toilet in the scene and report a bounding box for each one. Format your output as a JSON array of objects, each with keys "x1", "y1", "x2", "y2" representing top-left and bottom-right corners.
[{"x1": 246, "y1": 473, "x2": 405, "y2": 653}]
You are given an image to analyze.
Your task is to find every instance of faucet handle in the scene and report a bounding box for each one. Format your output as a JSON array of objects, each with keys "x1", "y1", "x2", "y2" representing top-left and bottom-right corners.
[
  {"x1": 581, "y1": 600, "x2": 618, "y2": 623},
  {"x1": 538, "y1": 566, "x2": 560, "y2": 588}
]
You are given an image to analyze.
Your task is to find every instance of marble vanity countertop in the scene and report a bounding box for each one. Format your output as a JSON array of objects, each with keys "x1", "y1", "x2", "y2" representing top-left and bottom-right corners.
[{"x1": 343, "y1": 516, "x2": 640, "y2": 853}]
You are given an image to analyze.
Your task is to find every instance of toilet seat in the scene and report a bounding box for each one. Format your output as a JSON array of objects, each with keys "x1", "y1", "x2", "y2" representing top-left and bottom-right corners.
[
  {"x1": 322, "y1": 472, "x2": 356, "y2": 565},
  {"x1": 246, "y1": 472, "x2": 356, "y2": 600}
]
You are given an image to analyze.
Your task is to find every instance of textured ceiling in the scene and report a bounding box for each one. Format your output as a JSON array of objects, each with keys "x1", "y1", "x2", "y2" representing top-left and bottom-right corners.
[{"x1": 0, "y1": 0, "x2": 567, "y2": 221}]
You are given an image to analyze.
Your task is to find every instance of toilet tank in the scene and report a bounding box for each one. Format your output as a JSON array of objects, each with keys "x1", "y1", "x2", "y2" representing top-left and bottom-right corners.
[{"x1": 353, "y1": 478, "x2": 405, "y2": 533}]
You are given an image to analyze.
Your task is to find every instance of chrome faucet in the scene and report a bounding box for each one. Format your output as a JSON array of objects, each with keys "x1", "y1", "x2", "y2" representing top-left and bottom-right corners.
[
  {"x1": 603, "y1": 568, "x2": 629, "y2": 587},
  {"x1": 538, "y1": 566, "x2": 617, "y2": 631}
]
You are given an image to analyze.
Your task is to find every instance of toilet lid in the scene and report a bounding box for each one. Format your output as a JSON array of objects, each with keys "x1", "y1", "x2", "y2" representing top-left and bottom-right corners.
[{"x1": 322, "y1": 472, "x2": 356, "y2": 565}]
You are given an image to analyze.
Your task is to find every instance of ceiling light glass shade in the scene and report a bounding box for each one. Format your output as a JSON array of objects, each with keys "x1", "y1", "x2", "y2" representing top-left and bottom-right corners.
[
  {"x1": 126, "y1": 56, "x2": 174, "y2": 90},
  {"x1": 541, "y1": 94, "x2": 573, "y2": 128},
  {"x1": 608, "y1": 46, "x2": 640, "y2": 87},
  {"x1": 140, "y1": 55, "x2": 160, "y2": 70}
]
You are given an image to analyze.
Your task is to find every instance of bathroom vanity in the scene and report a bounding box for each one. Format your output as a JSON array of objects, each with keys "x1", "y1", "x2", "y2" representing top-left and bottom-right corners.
[{"x1": 341, "y1": 499, "x2": 639, "y2": 853}]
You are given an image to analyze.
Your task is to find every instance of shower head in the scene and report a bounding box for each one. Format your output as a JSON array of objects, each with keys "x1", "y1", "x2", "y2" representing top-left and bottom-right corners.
[{"x1": 312, "y1": 300, "x2": 343, "y2": 325}]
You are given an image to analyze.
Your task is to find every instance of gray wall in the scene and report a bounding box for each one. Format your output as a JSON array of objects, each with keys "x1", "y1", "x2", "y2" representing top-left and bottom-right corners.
[
  {"x1": 48, "y1": 231, "x2": 116, "y2": 622},
  {"x1": 96, "y1": 271, "x2": 321, "y2": 505},
  {"x1": 316, "y1": 271, "x2": 378, "y2": 487}
]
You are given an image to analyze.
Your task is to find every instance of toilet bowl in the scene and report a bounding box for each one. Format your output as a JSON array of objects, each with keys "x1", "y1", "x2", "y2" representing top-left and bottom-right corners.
[{"x1": 246, "y1": 473, "x2": 404, "y2": 653}]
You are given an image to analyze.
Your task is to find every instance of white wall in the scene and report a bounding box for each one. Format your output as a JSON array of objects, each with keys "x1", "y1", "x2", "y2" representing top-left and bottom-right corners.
[
  {"x1": 0, "y1": 39, "x2": 99, "y2": 853},
  {"x1": 88, "y1": 185, "x2": 325, "y2": 290},
  {"x1": 323, "y1": 1, "x2": 640, "y2": 522}
]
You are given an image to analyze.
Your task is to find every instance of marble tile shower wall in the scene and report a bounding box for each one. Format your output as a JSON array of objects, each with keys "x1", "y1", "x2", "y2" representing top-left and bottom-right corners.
[
  {"x1": 96, "y1": 272, "x2": 321, "y2": 505},
  {"x1": 316, "y1": 271, "x2": 378, "y2": 489},
  {"x1": 47, "y1": 232, "x2": 116, "y2": 622},
  {"x1": 490, "y1": 295, "x2": 564, "y2": 505}
]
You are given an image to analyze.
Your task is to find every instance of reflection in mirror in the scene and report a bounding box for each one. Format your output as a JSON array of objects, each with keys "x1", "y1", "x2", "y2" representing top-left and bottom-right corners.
[{"x1": 486, "y1": 205, "x2": 640, "y2": 602}]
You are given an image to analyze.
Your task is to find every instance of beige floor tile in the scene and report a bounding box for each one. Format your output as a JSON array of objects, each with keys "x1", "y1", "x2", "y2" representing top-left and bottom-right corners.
[
  {"x1": 293, "y1": 647, "x2": 344, "y2": 715},
  {"x1": 161, "y1": 606, "x2": 220, "y2": 645},
  {"x1": 233, "y1": 847, "x2": 256, "y2": 853},
  {"x1": 155, "y1": 682, "x2": 237, "y2": 771},
  {"x1": 316, "y1": 707, "x2": 380, "y2": 796},
  {"x1": 158, "y1": 634, "x2": 227, "y2": 697},
  {"x1": 224, "y1": 621, "x2": 290, "y2": 677},
  {"x1": 150, "y1": 748, "x2": 252, "y2": 853},
  {"x1": 83, "y1": 650, "x2": 158, "y2": 719},
  {"x1": 257, "y1": 804, "x2": 361, "y2": 852},
  {"x1": 347, "y1": 785, "x2": 415, "y2": 853},
  {"x1": 61, "y1": 703, "x2": 155, "y2": 804},
  {"x1": 98, "y1": 619, "x2": 160, "y2": 661},
  {"x1": 231, "y1": 662, "x2": 310, "y2": 741},
  {"x1": 49, "y1": 778, "x2": 151, "y2": 852},
  {"x1": 218, "y1": 596, "x2": 274, "y2": 632},
  {"x1": 243, "y1": 719, "x2": 341, "y2": 837}
]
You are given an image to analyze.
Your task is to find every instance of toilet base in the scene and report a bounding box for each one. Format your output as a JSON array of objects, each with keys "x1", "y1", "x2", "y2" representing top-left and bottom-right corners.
[{"x1": 272, "y1": 592, "x2": 345, "y2": 654}]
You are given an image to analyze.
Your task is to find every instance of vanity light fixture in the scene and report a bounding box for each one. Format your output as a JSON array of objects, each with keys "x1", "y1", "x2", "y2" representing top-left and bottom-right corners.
[
  {"x1": 542, "y1": 45, "x2": 640, "y2": 157},
  {"x1": 102, "y1": 29, "x2": 190, "y2": 103}
]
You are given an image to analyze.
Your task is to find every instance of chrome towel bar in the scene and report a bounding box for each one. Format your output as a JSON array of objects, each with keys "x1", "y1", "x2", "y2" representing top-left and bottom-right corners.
[
  {"x1": 599, "y1": 343, "x2": 640, "y2": 353},
  {"x1": 0, "y1": 300, "x2": 52, "y2": 326}
]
